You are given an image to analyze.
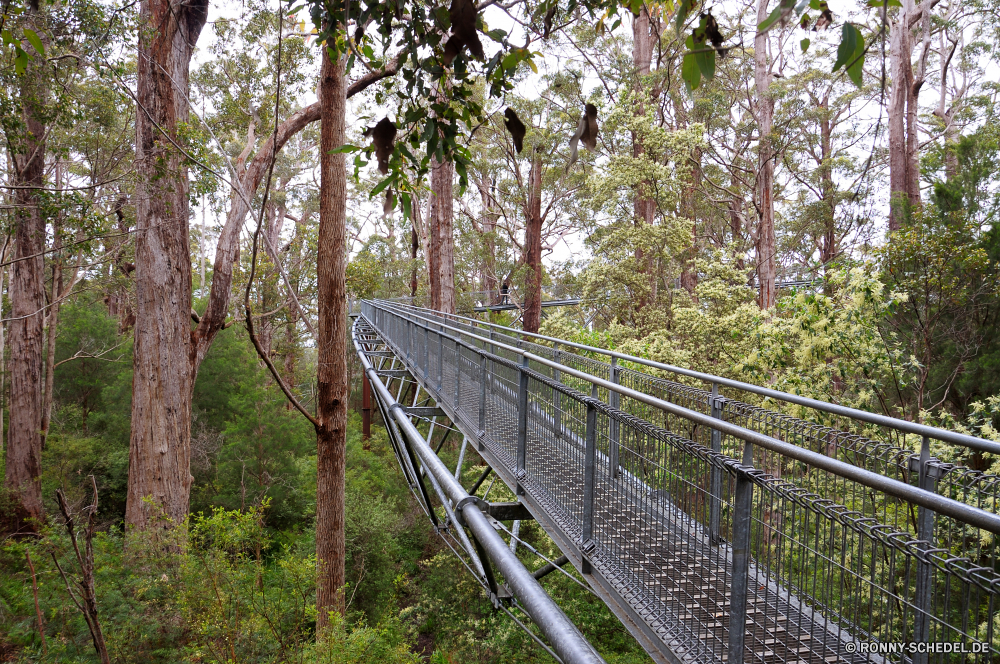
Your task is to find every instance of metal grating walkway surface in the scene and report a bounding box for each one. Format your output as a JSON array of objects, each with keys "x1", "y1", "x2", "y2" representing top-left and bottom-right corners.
[{"x1": 356, "y1": 301, "x2": 1000, "y2": 664}]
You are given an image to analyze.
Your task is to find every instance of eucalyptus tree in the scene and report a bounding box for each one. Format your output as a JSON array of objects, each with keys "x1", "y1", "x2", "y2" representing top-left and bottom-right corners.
[
  {"x1": 4, "y1": 0, "x2": 49, "y2": 531},
  {"x1": 461, "y1": 77, "x2": 590, "y2": 331},
  {"x1": 2, "y1": 0, "x2": 111, "y2": 533}
]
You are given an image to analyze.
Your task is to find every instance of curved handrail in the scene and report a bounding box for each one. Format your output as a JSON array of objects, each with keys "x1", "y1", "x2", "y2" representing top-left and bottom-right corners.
[
  {"x1": 365, "y1": 299, "x2": 1000, "y2": 535},
  {"x1": 380, "y1": 300, "x2": 1000, "y2": 457}
]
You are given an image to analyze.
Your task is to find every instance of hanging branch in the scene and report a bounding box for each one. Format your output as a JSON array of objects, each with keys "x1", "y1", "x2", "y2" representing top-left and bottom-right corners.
[{"x1": 244, "y1": 1, "x2": 320, "y2": 430}]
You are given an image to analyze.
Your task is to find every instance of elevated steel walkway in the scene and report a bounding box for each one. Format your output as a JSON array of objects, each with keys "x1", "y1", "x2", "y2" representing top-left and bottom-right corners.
[{"x1": 353, "y1": 300, "x2": 1000, "y2": 664}]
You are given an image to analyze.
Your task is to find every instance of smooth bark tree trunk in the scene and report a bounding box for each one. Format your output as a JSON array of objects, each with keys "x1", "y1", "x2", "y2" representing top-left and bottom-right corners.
[
  {"x1": 631, "y1": 7, "x2": 655, "y2": 306},
  {"x1": 754, "y1": 0, "x2": 776, "y2": 310},
  {"x1": 125, "y1": 0, "x2": 208, "y2": 530},
  {"x1": 5, "y1": 2, "x2": 48, "y2": 533},
  {"x1": 477, "y1": 177, "x2": 499, "y2": 301},
  {"x1": 818, "y1": 103, "x2": 838, "y2": 291},
  {"x1": 41, "y1": 216, "x2": 62, "y2": 444},
  {"x1": 888, "y1": 0, "x2": 926, "y2": 230},
  {"x1": 680, "y1": 146, "x2": 701, "y2": 297},
  {"x1": 428, "y1": 163, "x2": 442, "y2": 311},
  {"x1": 522, "y1": 155, "x2": 544, "y2": 333},
  {"x1": 0, "y1": 243, "x2": 8, "y2": 454},
  {"x1": 410, "y1": 224, "x2": 419, "y2": 298},
  {"x1": 316, "y1": 48, "x2": 348, "y2": 628},
  {"x1": 432, "y1": 157, "x2": 455, "y2": 314}
]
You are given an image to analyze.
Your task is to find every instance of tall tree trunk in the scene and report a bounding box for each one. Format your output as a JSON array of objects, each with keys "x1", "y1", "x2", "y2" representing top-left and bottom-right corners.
[
  {"x1": 522, "y1": 154, "x2": 543, "y2": 333},
  {"x1": 316, "y1": 47, "x2": 348, "y2": 628},
  {"x1": 5, "y1": 1, "x2": 48, "y2": 533},
  {"x1": 818, "y1": 104, "x2": 837, "y2": 291},
  {"x1": 0, "y1": 240, "x2": 8, "y2": 454},
  {"x1": 428, "y1": 164, "x2": 442, "y2": 310},
  {"x1": 632, "y1": 7, "x2": 655, "y2": 307},
  {"x1": 432, "y1": 157, "x2": 455, "y2": 314},
  {"x1": 41, "y1": 193, "x2": 63, "y2": 444},
  {"x1": 125, "y1": 0, "x2": 207, "y2": 530},
  {"x1": 907, "y1": 4, "x2": 930, "y2": 205},
  {"x1": 410, "y1": 224, "x2": 419, "y2": 298},
  {"x1": 888, "y1": 2, "x2": 915, "y2": 231},
  {"x1": 679, "y1": 146, "x2": 701, "y2": 297},
  {"x1": 754, "y1": 0, "x2": 776, "y2": 310},
  {"x1": 477, "y1": 177, "x2": 499, "y2": 302}
]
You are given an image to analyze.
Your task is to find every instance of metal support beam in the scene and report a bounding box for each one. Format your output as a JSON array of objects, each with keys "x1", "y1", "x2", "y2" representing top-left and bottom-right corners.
[
  {"x1": 406, "y1": 406, "x2": 446, "y2": 418},
  {"x1": 708, "y1": 382, "x2": 724, "y2": 545},
  {"x1": 362, "y1": 372, "x2": 372, "y2": 441},
  {"x1": 728, "y1": 440, "x2": 754, "y2": 664},
  {"x1": 533, "y1": 554, "x2": 570, "y2": 580},
  {"x1": 354, "y1": 326, "x2": 606, "y2": 664},
  {"x1": 455, "y1": 436, "x2": 469, "y2": 480},
  {"x1": 468, "y1": 466, "x2": 493, "y2": 495},
  {"x1": 581, "y1": 391, "x2": 598, "y2": 575},
  {"x1": 487, "y1": 502, "x2": 535, "y2": 521},
  {"x1": 912, "y1": 436, "x2": 942, "y2": 664},
  {"x1": 516, "y1": 355, "x2": 529, "y2": 495},
  {"x1": 608, "y1": 357, "x2": 620, "y2": 478}
]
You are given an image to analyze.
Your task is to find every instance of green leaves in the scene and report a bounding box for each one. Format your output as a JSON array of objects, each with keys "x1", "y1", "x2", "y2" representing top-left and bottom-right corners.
[
  {"x1": 675, "y1": 0, "x2": 697, "y2": 31},
  {"x1": 22, "y1": 28, "x2": 44, "y2": 56},
  {"x1": 681, "y1": 48, "x2": 702, "y2": 91},
  {"x1": 680, "y1": 13, "x2": 724, "y2": 91},
  {"x1": 758, "y1": 0, "x2": 796, "y2": 33},
  {"x1": 832, "y1": 23, "x2": 866, "y2": 87},
  {"x1": 1, "y1": 25, "x2": 45, "y2": 76}
]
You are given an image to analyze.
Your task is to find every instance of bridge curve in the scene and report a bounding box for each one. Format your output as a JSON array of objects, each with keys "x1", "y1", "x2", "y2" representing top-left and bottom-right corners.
[{"x1": 353, "y1": 300, "x2": 1000, "y2": 664}]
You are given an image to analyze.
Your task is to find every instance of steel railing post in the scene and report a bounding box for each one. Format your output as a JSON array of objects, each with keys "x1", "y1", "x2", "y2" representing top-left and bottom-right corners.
[
  {"x1": 478, "y1": 353, "x2": 488, "y2": 450},
  {"x1": 423, "y1": 323, "x2": 429, "y2": 380},
  {"x1": 454, "y1": 336, "x2": 462, "y2": 408},
  {"x1": 553, "y1": 344, "x2": 562, "y2": 440},
  {"x1": 912, "y1": 435, "x2": 942, "y2": 664},
  {"x1": 709, "y1": 382, "x2": 725, "y2": 545},
  {"x1": 437, "y1": 323, "x2": 444, "y2": 392},
  {"x1": 728, "y1": 440, "x2": 754, "y2": 664},
  {"x1": 582, "y1": 384, "x2": 598, "y2": 575},
  {"x1": 609, "y1": 357, "x2": 620, "y2": 478},
  {"x1": 516, "y1": 355, "x2": 529, "y2": 495}
]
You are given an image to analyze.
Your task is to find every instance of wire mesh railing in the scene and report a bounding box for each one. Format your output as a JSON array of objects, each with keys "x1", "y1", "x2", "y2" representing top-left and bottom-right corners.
[{"x1": 361, "y1": 300, "x2": 1000, "y2": 664}]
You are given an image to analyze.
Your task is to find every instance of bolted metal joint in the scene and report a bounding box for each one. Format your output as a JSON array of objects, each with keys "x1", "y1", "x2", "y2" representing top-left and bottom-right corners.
[{"x1": 454, "y1": 495, "x2": 488, "y2": 527}]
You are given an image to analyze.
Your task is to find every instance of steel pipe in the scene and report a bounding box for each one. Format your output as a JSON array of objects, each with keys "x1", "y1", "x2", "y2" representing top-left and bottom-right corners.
[{"x1": 353, "y1": 319, "x2": 605, "y2": 664}]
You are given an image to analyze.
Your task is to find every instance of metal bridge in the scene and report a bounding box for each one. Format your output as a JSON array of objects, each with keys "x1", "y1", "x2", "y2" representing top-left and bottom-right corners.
[{"x1": 351, "y1": 300, "x2": 1000, "y2": 664}]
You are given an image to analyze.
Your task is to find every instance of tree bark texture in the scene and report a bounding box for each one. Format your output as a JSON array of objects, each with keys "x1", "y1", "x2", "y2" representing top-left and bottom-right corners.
[
  {"x1": 428, "y1": 165, "x2": 442, "y2": 311},
  {"x1": 432, "y1": 157, "x2": 455, "y2": 314},
  {"x1": 522, "y1": 155, "x2": 544, "y2": 333},
  {"x1": 410, "y1": 224, "x2": 419, "y2": 298},
  {"x1": 888, "y1": 0, "x2": 925, "y2": 230},
  {"x1": 125, "y1": 0, "x2": 208, "y2": 530},
  {"x1": 316, "y1": 48, "x2": 348, "y2": 627},
  {"x1": 5, "y1": 5, "x2": 48, "y2": 533},
  {"x1": 754, "y1": 0, "x2": 776, "y2": 310}
]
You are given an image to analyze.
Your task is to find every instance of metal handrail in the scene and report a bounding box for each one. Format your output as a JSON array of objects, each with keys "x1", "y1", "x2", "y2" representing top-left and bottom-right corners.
[
  {"x1": 352, "y1": 317, "x2": 606, "y2": 664},
  {"x1": 370, "y1": 299, "x2": 1000, "y2": 535},
  {"x1": 382, "y1": 300, "x2": 1000, "y2": 456},
  {"x1": 362, "y1": 299, "x2": 1000, "y2": 664}
]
